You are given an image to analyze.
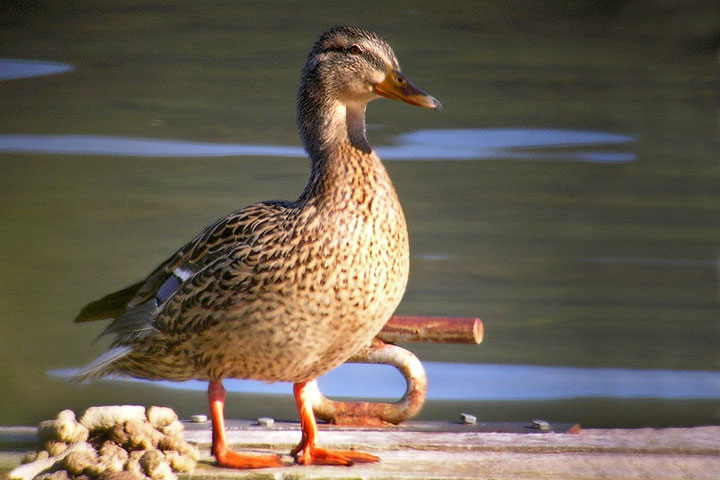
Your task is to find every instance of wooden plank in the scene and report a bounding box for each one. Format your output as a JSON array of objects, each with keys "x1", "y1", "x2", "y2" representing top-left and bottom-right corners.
[
  {"x1": 3, "y1": 422, "x2": 719, "y2": 479},
  {"x1": 186, "y1": 422, "x2": 720, "y2": 479}
]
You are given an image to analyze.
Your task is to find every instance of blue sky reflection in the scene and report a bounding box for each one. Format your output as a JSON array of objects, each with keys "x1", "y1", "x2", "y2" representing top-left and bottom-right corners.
[
  {"x1": 0, "y1": 59, "x2": 73, "y2": 80},
  {"x1": 51, "y1": 363, "x2": 720, "y2": 401},
  {"x1": 0, "y1": 129, "x2": 634, "y2": 163}
]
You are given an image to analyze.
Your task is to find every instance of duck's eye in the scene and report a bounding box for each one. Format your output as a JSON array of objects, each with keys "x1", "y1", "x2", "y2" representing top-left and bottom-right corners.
[{"x1": 348, "y1": 44, "x2": 363, "y2": 55}]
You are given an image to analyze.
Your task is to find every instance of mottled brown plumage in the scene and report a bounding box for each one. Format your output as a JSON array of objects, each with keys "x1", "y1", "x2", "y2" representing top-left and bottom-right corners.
[{"x1": 75, "y1": 25, "x2": 440, "y2": 468}]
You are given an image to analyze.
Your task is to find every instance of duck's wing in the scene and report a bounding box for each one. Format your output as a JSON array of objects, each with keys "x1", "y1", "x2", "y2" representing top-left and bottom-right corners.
[{"x1": 74, "y1": 200, "x2": 293, "y2": 339}]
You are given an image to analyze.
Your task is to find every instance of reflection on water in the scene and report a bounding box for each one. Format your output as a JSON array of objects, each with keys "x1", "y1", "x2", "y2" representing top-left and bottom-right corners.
[
  {"x1": 51, "y1": 362, "x2": 720, "y2": 401},
  {"x1": 384, "y1": 129, "x2": 634, "y2": 163},
  {"x1": 0, "y1": 134, "x2": 304, "y2": 158},
  {"x1": 0, "y1": 129, "x2": 634, "y2": 163},
  {"x1": 0, "y1": 59, "x2": 73, "y2": 80}
]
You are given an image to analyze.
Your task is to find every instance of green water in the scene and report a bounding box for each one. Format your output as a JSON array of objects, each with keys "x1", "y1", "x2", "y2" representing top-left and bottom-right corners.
[{"x1": 1, "y1": 1, "x2": 718, "y2": 427}]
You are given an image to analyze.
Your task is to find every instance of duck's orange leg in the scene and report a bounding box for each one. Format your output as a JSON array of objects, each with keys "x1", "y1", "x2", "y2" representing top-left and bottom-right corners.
[
  {"x1": 291, "y1": 380, "x2": 379, "y2": 466},
  {"x1": 208, "y1": 380, "x2": 283, "y2": 469}
]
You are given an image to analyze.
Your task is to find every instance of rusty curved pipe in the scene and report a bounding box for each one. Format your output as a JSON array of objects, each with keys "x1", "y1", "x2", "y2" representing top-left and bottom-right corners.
[
  {"x1": 308, "y1": 316, "x2": 482, "y2": 425},
  {"x1": 308, "y1": 339, "x2": 427, "y2": 425}
]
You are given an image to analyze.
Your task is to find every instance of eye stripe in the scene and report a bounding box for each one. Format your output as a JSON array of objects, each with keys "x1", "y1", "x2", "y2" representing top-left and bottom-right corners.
[
  {"x1": 319, "y1": 45, "x2": 387, "y2": 70},
  {"x1": 319, "y1": 45, "x2": 346, "y2": 54}
]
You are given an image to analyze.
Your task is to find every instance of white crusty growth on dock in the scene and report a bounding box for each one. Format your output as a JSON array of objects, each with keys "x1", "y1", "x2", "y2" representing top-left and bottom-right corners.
[
  {"x1": 10, "y1": 405, "x2": 197, "y2": 480},
  {"x1": 79, "y1": 404, "x2": 147, "y2": 432}
]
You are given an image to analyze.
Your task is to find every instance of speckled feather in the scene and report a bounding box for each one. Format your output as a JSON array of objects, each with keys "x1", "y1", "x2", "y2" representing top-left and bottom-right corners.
[{"x1": 74, "y1": 26, "x2": 411, "y2": 385}]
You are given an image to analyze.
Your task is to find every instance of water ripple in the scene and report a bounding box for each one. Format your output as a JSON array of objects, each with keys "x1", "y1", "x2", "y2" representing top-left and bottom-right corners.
[
  {"x1": 0, "y1": 59, "x2": 73, "y2": 80},
  {"x1": 0, "y1": 129, "x2": 634, "y2": 163}
]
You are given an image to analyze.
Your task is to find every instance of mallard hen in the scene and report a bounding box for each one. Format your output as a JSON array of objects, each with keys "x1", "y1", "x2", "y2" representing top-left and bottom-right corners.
[{"x1": 74, "y1": 25, "x2": 441, "y2": 468}]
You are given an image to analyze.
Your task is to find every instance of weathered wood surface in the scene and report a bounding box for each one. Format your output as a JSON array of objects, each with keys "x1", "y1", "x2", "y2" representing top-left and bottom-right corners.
[{"x1": 2, "y1": 421, "x2": 719, "y2": 479}]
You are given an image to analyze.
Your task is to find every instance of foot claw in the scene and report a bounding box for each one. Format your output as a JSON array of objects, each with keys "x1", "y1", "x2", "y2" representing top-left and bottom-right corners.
[
  {"x1": 295, "y1": 446, "x2": 379, "y2": 466},
  {"x1": 215, "y1": 448, "x2": 284, "y2": 469}
]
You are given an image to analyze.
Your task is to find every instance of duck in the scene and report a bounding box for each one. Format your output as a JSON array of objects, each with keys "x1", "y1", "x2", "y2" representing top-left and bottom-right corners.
[{"x1": 73, "y1": 25, "x2": 441, "y2": 469}]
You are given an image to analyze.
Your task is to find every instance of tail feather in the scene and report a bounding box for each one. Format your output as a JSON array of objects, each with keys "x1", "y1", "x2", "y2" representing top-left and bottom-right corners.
[
  {"x1": 71, "y1": 346, "x2": 132, "y2": 383},
  {"x1": 75, "y1": 282, "x2": 143, "y2": 323}
]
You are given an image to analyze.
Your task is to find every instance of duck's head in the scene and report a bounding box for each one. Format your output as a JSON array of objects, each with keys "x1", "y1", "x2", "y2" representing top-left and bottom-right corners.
[
  {"x1": 302, "y1": 25, "x2": 441, "y2": 111},
  {"x1": 298, "y1": 26, "x2": 441, "y2": 155}
]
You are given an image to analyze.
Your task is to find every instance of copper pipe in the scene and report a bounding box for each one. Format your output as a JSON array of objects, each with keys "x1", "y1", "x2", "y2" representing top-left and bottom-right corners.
[
  {"x1": 310, "y1": 339, "x2": 427, "y2": 426},
  {"x1": 379, "y1": 315, "x2": 483, "y2": 344},
  {"x1": 311, "y1": 316, "x2": 482, "y2": 425}
]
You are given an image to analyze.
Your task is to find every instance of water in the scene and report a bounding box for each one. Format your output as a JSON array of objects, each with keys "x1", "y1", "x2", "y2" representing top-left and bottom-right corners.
[{"x1": 1, "y1": 1, "x2": 718, "y2": 428}]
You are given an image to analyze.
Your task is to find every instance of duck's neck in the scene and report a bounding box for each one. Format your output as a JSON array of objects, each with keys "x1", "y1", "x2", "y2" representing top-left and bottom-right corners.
[
  {"x1": 297, "y1": 89, "x2": 383, "y2": 206},
  {"x1": 298, "y1": 86, "x2": 372, "y2": 158}
]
